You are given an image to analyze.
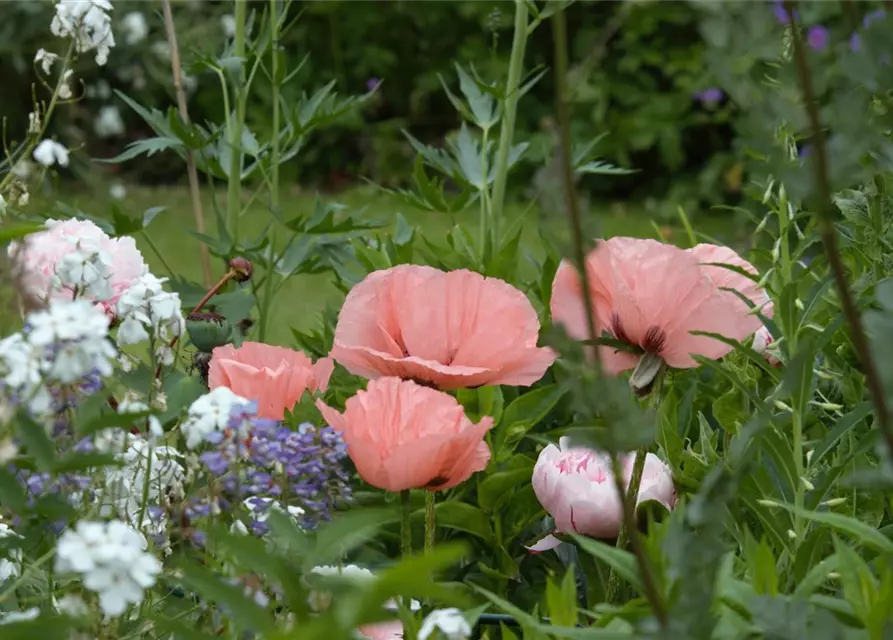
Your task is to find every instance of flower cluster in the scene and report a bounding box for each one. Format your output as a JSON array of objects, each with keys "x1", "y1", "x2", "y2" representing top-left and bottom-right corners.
[
  {"x1": 0, "y1": 519, "x2": 22, "y2": 582},
  {"x1": 184, "y1": 391, "x2": 351, "y2": 533},
  {"x1": 115, "y1": 273, "x2": 186, "y2": 364},
  {"x1": 51, "y1": 0, "x2": 116, "y2": 66},
  {"x1": 55, "y1": 520, "x2": 161, "y2": 616}
]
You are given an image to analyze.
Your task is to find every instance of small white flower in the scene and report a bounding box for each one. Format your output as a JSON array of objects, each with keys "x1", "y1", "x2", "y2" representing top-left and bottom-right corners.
[
  {"x1": 150, "y1": 40, "x2": 170, "y2": 60},
  {"x1": 121, "y1": 11, "x2": 148, "y2": 45},
  {"x1": 17, "y1": 191, "x2": 29, "y2": 207},
  {"x1": 0, "y1": 440, "x2": 18, "y2": 464},
  {"x1": 28, "y1": 111, "x2": 41, "y2": 134},
  {"x1": 0, "y1": 194, "x2": 5, "y2": 218},
  {"x1": 34, "y1": 48, "x2": 59, "y2": 74},
  {"x1": 0, "y1": 520, "x2": 23, "y2": 582},
  {"x1": 0, "y1": 607, "x2": 40, "y2": 625},
  {"x1": 109, "y1": 183, "x2": 127, "y2": 200},
  {"x1": 59, "y1": 69, "x2": 75, "y2": 100},
  {"x1": 53, "y1": 245, "x2": 114, "y2": 301},
  {"x1": 221, "y1": 14, "x2": 236, "y2": 38},
  {"x1": 115, "y1": 274, "x2": 185, "y2": 347},
  {"x1": 94, "y1": 105, "x2": 124, "y2": 138},
  {"x1": 418, "y1": 608, "x2": 472, "y2": 640},
  {"x1": 55, "y1": 519, "x2": 161, "y2": 617},
  {"x1": 33, "y1": 139, "x2": 70, "y2": 167},
  {"x1": 51, "y1": 0, "x2": 116, "y2": 67},
  {"x1": 181, "y1": 387, "x2": 250, "y2": 449},
  {"x1": 55, "y1": 594, "x2": 89, "y2": 617}
]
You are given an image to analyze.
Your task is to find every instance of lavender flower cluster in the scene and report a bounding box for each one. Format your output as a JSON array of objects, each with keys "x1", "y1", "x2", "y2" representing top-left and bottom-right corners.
[{"x1": 190, "y1": 402, "x2": 351, "y2": 535}]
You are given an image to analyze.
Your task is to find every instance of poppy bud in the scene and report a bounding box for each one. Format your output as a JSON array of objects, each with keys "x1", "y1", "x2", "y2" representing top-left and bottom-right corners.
[
  {"x1": 229, "y1": 257, "x2": 252, "y2": 282},
  {"x1": 186, "y1": 311, "x2": 232, "y2": 353}
]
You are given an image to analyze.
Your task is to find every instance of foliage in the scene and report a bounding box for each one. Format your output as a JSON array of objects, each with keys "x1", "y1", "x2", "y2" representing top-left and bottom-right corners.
[{"x1": 1, "y1": 1, "x2": 893, "y2": 639}]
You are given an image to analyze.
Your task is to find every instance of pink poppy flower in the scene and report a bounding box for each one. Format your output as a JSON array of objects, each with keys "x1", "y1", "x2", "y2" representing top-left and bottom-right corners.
[
  {"x1": 357, "y1": 620, "x2": 403, "y2": 640},
  {"x1": 330, "y1": 265, "x2": 555, "y2": 390},
  {"x1": 209, "y1": 342, "x2": 334, "y2": 420},
  {"x1": 8, "y1": 218, "x2": 147, "y2": 310},
  {"x1": 528, "y1": 438, "x2": 675, "y2": 550},
  {"x1": 316, "y1": 377, "x2": 494, "y2": 492},
  {"x1": 686, "y1": 243, "x2": 774, "y2": 318},
  {"x1": 550, "y1": 237, "x2": 766, "y2": 376}
]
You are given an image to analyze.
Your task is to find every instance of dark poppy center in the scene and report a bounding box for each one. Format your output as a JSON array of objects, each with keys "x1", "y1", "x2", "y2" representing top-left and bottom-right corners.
[{"x1": 610, "y1": 313, "x2": 667, "y2": 356}]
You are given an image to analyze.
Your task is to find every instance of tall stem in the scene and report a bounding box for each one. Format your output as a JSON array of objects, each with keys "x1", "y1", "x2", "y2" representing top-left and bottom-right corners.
[
  {"x1": 161, "y1": 0, "x2": 212, "y2": 288},
  {"x1": 786, "y1": 2, "x2": 893, "y2": 461},
  {"x1": 270, "y1": 0, "x2": 281, "y2": 214},
  {"x1": 227, "y1": 0, "x2": 249, "y2": 248},
  {"x1": 553, "y1": 8, "x2": 667, "y2": 628},
  {"x1": 400, "y1": 490, "x2": 412, "y2": 558},
  {"x1": 489, "y1": 0, "x2": 529, "y2": 257},
  {"x1": 424, "y1": 491, "x2": 436, "y2": 553}
]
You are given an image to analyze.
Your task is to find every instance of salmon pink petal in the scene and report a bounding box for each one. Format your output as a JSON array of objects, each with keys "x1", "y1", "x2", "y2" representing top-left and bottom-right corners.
[
  {"x1": 332, "y1": 266, "x2": 554, "y2": 389},
  {"x1": 316, "y1": 377, "x2": 494, "y2": 492},
  {"x1": 525, "y1": 534, "x2": 563, "y2": 553},
  {"x1": 357, "y1": 620, "x2": 404, "y2": 640},
  {"x1": 688, "y1": 243, "x2": 773, "y2": 321},
  {"x1": 310, "y1": 357, "x2": 335, "y2": 393},
  {"x1": 550, "y1": 261, "x2": 590, "y2": 340}
]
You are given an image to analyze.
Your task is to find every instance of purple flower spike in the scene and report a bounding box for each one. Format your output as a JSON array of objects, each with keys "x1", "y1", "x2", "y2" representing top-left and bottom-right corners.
[
  {"x1": 808, "y1": 25, "x2": 830, "y2": 51},
  {"x1": 773, "y1": 1, "x2": 798, "y2": 25},
  {"x1": 694, "y1": 87, "x2": 724, "y2": 106}
]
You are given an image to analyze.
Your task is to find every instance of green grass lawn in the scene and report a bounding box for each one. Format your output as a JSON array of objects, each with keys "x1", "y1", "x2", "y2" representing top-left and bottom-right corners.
[{"x1": 16, "y1": 182, "x2": 745, "y2": 346}]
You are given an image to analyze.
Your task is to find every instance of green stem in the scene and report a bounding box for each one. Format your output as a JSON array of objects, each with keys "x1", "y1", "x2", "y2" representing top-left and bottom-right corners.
[
  {"x1": 400, "y1": 490, "x2": 412, "y2": 558},
  {"x1": 226, "y1": 0, "x2": 248, "y2": 248},
  {"x1": 604, "y1": 447, "x2": 647, "y2": 604},
  {"x1": 776, "y1": 185, "x2": 793, "y2": 285},
  {"x1": 424, "y1": 491, "x2": 436, "y2": 554},
  {"x1": 489, "y1": 0, "x2": 529, "y2": 258},
  {"x1": 479, "y1": 127, "x2": 490, "y2": 264},
  {"x1": 270, "y1": 0, "x2": 281, "y2": 213}
]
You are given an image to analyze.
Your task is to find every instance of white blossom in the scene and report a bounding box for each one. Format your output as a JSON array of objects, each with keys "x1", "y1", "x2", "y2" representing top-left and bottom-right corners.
[
  {"x1": 120, "y1": 11, "x2": 148, "y2": 45},
  {"x1": 109, "y1": 183, "x2": 127, "y2": 200},
  {"x1": 33, "y1": 139, "x2": 70, "y2": 167},
  {"x1": 34, "y1": 48, "x2": 59, "y2": 74},
  {"x1": 307, "y1": 563, "x2": 377, "y2": 612},
  {"x1": 418, "y1": 608, "x2": 472, "y2": 640},
  {"x1": 0, "y1": 333, "x2": 52, "y2": 415},
  {"x1": 51, "y1": 0, "x2": 116, "y2": 66},
  {"x1": 59, "y1": 69, "x2": 75, "y2": 100},
  {"x1": 17, "y1": 191, "x2": 29, "y2": 207},
  {"x1": 94, "y1": 104, "x2": 124, "y2": 138},
  {"x1": 181, "y1": 387, "x2": 250, "y2": 449},
  {"x1": 55, "y1": 594, "x2": 89, "y2": 617},
  {"x1": 55, "y1": 520, "x2": 161, "y2": 617},
  {"x1": 0, "y1": 608, "x2": 40, "y2": 625},
  {"x1": 53, "y1": 245, "x2": 113, "y2": 301},
  {"x1": 27, "y1": 299, "x2": 116, "y2": 384},
  {"x1": 221, "y1": 14, "x2": 236, "y2": 38},
  {"x1": 28, "y1": 111, "x2": 41, "y2": 134},
  {"x1": 0, "y1": 520, "x2": 22, "y2": 582},
  {"x1": 116, "y1": 274, "x2": 185, "y2": 348}
]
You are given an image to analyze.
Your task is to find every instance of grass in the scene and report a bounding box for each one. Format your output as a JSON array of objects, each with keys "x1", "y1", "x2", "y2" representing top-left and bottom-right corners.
[{"x1": 15, "y1": 181, "x2": 744, "y2": 346}]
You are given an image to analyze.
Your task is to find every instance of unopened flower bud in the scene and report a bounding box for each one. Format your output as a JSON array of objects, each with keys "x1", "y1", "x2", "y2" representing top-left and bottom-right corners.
[
  {"x1": 186, "y1": 311, "x2": 233, "y2": 353},
  {"x1": 820, "y1": 497, "x2": 846, "y2": 507},
  {"x1": 800, "y1": 476, "x2": 815, "y2": 491},
  {"x1": 229, "y1": 257, "x2": 252, "y2": 282}
]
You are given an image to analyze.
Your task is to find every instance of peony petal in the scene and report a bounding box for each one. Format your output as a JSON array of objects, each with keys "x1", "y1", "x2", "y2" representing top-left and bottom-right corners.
[{"x1": 525, "y1": 534, "x2": 563, "y2": 553}]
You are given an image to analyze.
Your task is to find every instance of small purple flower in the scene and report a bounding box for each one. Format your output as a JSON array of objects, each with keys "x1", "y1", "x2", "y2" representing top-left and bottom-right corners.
[
  {"x1": 199, "y1": 450, "x2": 230, "y2": 476},
  {"x1": 773, "y1": 1, "x2": 798, "y2": 25},
  {"x1": 694, "y1": 87, "x2": 724, "y2": 105},
  {"x1": 366, "y1": 77, "x2": 381, "y2": 92},
  {"x1": 864, "y1": 10, "x2": 885, "y2": 28},
  {"x1": 808, "y1": 25, "x2": 830, "y2": 51},
  {"x1": 798, "y1": 143, "x2": 813, "y2": 159},
  {"x1": 850, "y1": 33, "x2": 862, "y2": 52}
]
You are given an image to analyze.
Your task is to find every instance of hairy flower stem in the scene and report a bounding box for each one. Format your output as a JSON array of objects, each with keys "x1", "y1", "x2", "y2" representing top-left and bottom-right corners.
[
  {"x1": 786, "y1": 2, "x2": 893, "y2": 461},
  {"x1": 489, "y1": 0, "x2": 529, "y2": 260},
  {"x1": 552, "y1": 8, "x2": 667, "y2": 626},
  {"x1": 424, "y1": 491, "x2": 436, "y2": 553},
  {"x1": 270, "y1": 0, "x2": 282, "y2": 214},
  {"x1": 400, "y1": 490, "x2": 412, "y2": 558},
  {"x1": 227, "y1": 0, "x2": 249, "y2": 248},
  {"x1": 161, "y1": 0, "x2": 212, "y2": 288}
]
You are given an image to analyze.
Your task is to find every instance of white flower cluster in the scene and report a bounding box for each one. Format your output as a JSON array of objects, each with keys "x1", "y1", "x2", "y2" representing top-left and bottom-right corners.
[
  {"x1": 53, "y1": 243, "x2": 113, "y2": 302},
  {"x1": 115, "y1": 273, "x2": 185, "y2": 364},
  {"x1": 55, "y1": 520, "x2": 161, "y2": 617},
  {"x1": 0, "y1": 519, "x2": 22, "y2": 582},
  {"x1": 418, "y1": 608, "x2": 473, "y2": 640},
  {"x1": 181, "y1": 387, "x2": 251, "y2": 449},
  {"x1": 120, "y1": 11, "x2": 148, "y2": 45},
  {"x1": 33, "y1": 139, "x2": 70, "y2": 168},
  {"x1": 0, "y1": 299, "x2": 115, "y2": 415},
  {"x1": 51, "y1": 0, "x2": 116, "y2": 66}
]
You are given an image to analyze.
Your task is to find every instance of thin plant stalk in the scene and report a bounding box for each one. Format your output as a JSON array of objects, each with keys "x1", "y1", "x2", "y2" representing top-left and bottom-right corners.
[
  {"x1": 552, "y1": 7, "x2": 668, "y2": 627},
  {"x1": 270, "y1": 0, "x2": 281, "y2": 215},
  {"x1": 400, "y1": 490, "x2": 412, "y2": 558},
  {"x1": 489, "y1": 0, "x2": 529, "y2": 258},
  {"x1": 785, "y1": 2, "x2": 893, "y2": 461},
  {"x1": 161, "y1": 0, "x2": 212, "y2": 288},
  {"x1": 227, "y1": 0, "x2": 249, "y2": 248},
  {"x1": 424, "y1": 491, "x2": 436, "y2": 553}
]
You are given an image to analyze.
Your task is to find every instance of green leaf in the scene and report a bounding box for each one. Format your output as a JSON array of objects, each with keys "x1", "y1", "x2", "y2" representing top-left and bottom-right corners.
[
  {"x1": 179, "y1": 564, "x2": 276, "y2": 634},
  {"x1": 546, "y1": 568, "x2": 578, "y2": 628},
  {"x1": 0, "y1": 224, "x2": 44, "y2": 243},
  {"x1": 570, "y1": 534, "x2": 642, "y2": 593},
  {"x1": 0, "y1": 468, "x2": 26, "y2": 513},
  {"x1": 428, "y1": 502, "x2": 493, "y2": 542},
  {"x1": 15, "y1": 414, "x2": 55, "y2": 472},
  {"x1": 495, "y1": 385, "x2": 566, "y2": 459},
  {"x1": 304, "y1": 507, "x2": 398, "y2": 570},
  {"x1": 478, "y1": 468, "x2": 531, "y2": 513},
  {"x1": 766, "y1": 502, "x2": 893, "y2": 555},
  {"x1": 809, "y1": 402, "x2": 872, "y2": 469},
  {"x1": 75, "y1": 409, "x2": 153, "y2": 438}
]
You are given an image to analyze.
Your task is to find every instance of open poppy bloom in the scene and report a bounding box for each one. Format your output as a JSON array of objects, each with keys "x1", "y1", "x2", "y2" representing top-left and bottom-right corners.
[
  {"x1": 209, "y1": 341, "x2": 334, "y2": 420},
  {"x1": 550, "y1": 237, "x2": 767, "y2": 391},
  {"x1": 316, "y1": 377, "x2": 494, "y2": 492},
  {"x1": 528, "y1": 438, "x2": 676, "y2": 551},
  {"x1": 330, "y1": 265, "x2": 555, "y2": 390}
]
